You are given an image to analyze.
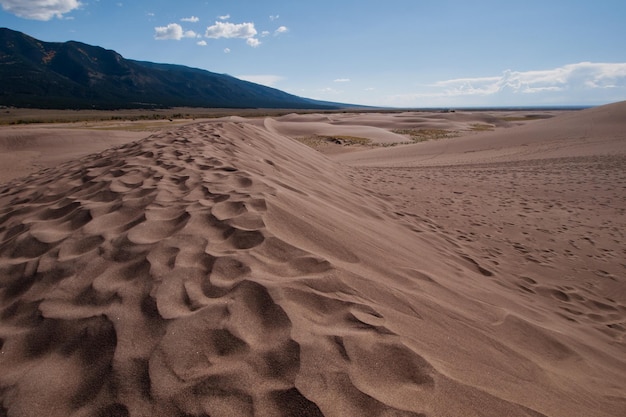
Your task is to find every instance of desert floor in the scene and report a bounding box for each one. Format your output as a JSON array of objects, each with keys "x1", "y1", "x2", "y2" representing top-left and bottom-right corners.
[{"x1": 0, "y1": 103, "x2": 624, "y2": 416}]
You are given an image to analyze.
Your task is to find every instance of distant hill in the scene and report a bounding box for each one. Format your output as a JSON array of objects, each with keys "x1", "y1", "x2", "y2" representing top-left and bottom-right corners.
[{"x1": 0, "y1": 28, "x2": 346, "y2": 110}]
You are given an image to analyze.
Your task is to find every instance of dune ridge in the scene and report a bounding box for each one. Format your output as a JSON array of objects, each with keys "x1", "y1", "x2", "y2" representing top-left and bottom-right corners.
[{"x1": 0, "y1": 110, "x2": 625, "y2": 416}]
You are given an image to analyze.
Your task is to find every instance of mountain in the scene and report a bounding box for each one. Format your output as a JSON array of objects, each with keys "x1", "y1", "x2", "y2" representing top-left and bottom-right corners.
[{"x1": 0, "y1": 28, "x2": 344, "y2": 110}]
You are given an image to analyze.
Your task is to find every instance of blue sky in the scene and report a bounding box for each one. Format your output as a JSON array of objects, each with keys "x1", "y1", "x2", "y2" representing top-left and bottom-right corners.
[{"x1": 1, "y1": 0, "x2": 625, "y2": 107}]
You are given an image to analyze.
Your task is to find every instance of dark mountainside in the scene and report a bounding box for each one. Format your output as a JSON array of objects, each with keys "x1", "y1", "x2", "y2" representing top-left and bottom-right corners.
[{"x1": 0, "y1": 28, "x2": 343, "y2": 110}]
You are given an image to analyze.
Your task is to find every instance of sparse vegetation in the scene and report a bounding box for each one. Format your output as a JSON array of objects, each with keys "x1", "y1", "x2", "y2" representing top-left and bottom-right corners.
[
  {"x1": 0, "y1": 108, "x2": 379, "y2": 126},
  {"x1": 296, "y1": 129, "x2": 464, "y2": 151},
  {"x1": 498, "y1": 114, "x2": 554, "y2": 122},
  {"x1": 469, "y1": 123, "x2": 494, "y2": 131},
  {"x1": 391, "y1": 128, "x2": 459, "y2": 142},
  {"x1": 3, "y1": 113, "x2": 180, "y2": 126},
  {"x1": 322, "y1": 135, "x2": 372, "y2": 145},
  {"x1": 295, "y1": 135, "x2": 372, "y2": 149}
]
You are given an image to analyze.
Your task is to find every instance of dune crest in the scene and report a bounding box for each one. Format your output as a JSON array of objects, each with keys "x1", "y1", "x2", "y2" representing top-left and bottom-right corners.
[{"x1": 1, "y1": 116, "x2": 625, "y2": 416}]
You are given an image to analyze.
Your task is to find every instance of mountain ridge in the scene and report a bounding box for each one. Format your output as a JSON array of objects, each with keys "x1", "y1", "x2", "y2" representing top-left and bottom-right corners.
[{"x1": 0, "y1": 27, "x2": 347, "y2": 110}]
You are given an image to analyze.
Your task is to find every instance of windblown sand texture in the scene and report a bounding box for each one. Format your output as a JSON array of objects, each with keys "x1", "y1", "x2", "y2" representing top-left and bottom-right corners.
[{"x1": 0, "y1": 103, "x2": 625, "y2": 416}]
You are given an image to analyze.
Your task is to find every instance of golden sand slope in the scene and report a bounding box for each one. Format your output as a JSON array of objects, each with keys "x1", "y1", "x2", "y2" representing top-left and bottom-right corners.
[{"x1": 0, "y1": 110, "x2": 625, "y2": 416}]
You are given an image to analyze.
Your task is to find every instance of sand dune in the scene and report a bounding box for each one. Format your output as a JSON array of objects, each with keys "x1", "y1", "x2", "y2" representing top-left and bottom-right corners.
[
  {"x1": 0, "y1": 104, "x2": 625, "y2": 416},
  {"x1": 262, "y1": 116, "x2": 407, "y2": 145},
  {"x1": 0, "y1": 126, "x2": 148, "y2": 183},
  {"x1": 259, "y1": 109, "x2": 561, "y2": 147},
  {"x1": 335, "y1": 102, "x2": 626, "y2": 166}
]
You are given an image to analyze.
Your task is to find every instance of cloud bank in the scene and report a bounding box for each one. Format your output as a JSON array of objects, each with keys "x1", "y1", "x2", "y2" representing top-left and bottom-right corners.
[
  {"x1": 387, "y1": 62, "x2": 626, "y2": 107},
  {"x1": 0, "y1": 0, "x2": 81, "y2": 20},
  {"x1": 431, "y1": 62, "x2": 626, "y2": 96}
]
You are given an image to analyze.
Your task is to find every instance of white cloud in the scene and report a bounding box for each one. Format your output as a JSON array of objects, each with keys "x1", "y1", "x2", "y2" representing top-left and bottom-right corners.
[
  {"x1": 181, "y1": 16, "x2": 199, "y2": 23},
  {"x1": 205, "y1": 21, "x2": 257, "y2": 39},
  {"x1": 246, "y1": 38, "x2": 261, "y2": 48},
  {"x1": 237, "y1": 75, "x2": 284, "y2": 87},
  {"x1": 261, "y1": 30, "x2": 270, "y2": 37},
  {"x1": 154, "y1": 23, "x2": 197, "y2": 40},
  {"x1": 218, "y1": 14, "x2": 230, "y2": 20},
  {"x1": 197, "y1": 40, "x2": 207, "y2": 46},
  {"x1": 269, "y1": 14, "x2": 279, "y2": 21},
  {"x1": 274, "y1": 26, "x2": 288, "y2": 35},
  {"x1": 224, "y1": 48, "x2": 231, "y2": 54},
  {"x1": 155, "y1": 23, "x2": 184, "y2": 40},
  {"x1": 334, "y1": 78, "x2": 350, "y2": 83},
  {"x1": 429, "y1": 76, "x2": 502, "y2": 96},
  {"x1": 0, "y1": 0, "x2": 82, "y2": 20}
]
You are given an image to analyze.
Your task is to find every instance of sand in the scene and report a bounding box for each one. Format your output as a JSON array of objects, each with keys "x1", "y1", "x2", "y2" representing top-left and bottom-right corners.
[
  {"x1": 0, "y1": 103, "x2": 625, "y2": 416},
  {"x1": 0, "y1": 125, "x2": 150, "y2": 183}
]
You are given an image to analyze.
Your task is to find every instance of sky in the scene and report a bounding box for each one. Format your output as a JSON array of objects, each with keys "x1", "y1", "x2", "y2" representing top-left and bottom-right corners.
[{"x1": 1, "y1": 0, "x2": 626, "y2": 108}]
